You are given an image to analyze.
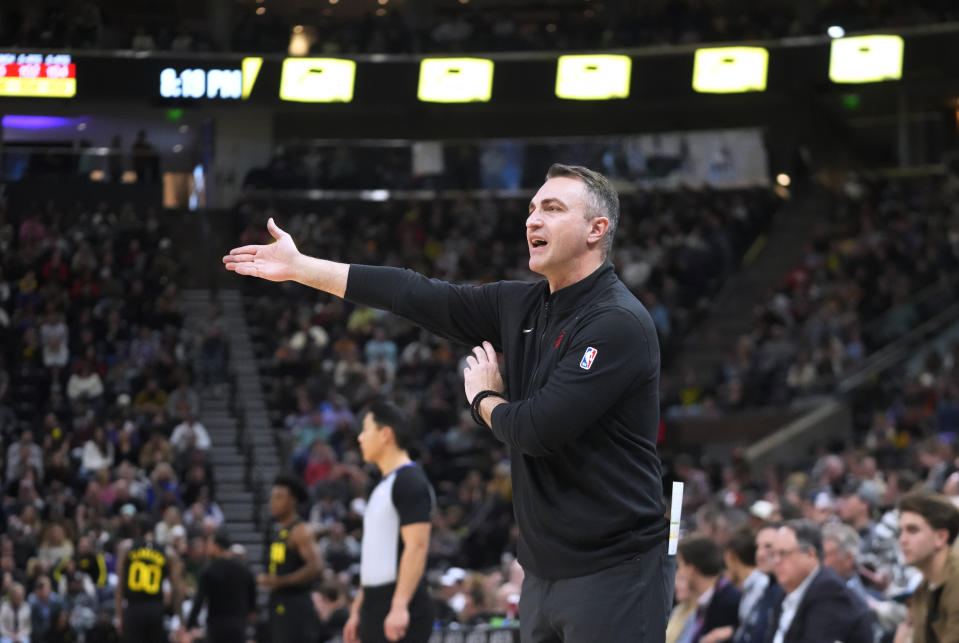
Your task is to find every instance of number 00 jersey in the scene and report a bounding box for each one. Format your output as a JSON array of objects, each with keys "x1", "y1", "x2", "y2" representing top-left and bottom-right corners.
[{"x1": 122, "y1": 542, "x2": 169, "y2": 603}]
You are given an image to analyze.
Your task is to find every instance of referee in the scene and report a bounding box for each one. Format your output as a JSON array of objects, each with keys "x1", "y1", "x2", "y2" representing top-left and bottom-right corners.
[
  {"x1": 344, "y1": 400, "x2": 435, "y2": 643},
  {"x1": 225, "y1": 163, "x2": 670, "y2": 641},
  {"x1": 180, "y1": 530, "x2": 256, "y2": 643}
]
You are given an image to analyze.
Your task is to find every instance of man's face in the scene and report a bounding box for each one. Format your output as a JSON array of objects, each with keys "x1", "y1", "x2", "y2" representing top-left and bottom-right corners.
[
  {"x1": 526, "y1": 177, "x2": 601, "y2": 281},
  {"x1": 839, "y1": 495, "x2": 866, "y2": 524},
  {"x1": 899, "y1": 511, "x2": 946, "y2": 568},
  {"x1": 772, "y1": 527, "x2": 817, "y2": 593},
  {"x1": 755, "y1": 526, "x2": 777, "y2": 574},
  {"x1": 357, "y1": 412, "x2": 386, "y2": 464},
  {"x1": 822, "y1": 538, "x2": 854, "y2": 578},
  {"x1": 269, "y1": 486, "x2": 294, "y2": 519}
]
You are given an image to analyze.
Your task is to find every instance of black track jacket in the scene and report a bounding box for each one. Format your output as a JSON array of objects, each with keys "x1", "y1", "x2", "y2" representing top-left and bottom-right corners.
[{"x1": 346, "y1": 261, "x2": 668, "y2": 579}]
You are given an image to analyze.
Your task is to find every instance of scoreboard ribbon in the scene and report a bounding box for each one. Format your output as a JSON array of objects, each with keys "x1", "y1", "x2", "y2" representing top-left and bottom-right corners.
[{"x1": 0, "y1": 56, "x2": 76, "y2": 98}]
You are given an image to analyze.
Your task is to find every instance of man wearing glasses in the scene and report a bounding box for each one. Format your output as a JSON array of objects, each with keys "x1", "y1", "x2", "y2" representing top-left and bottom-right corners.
[{"x1": 768, "y1": 520, "x2": 874, "y2": 643}]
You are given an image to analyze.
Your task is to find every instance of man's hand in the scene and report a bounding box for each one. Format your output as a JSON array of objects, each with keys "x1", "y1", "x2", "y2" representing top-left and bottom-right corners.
[
  {"x1": 256, "y1": 573, "x2": 280, "y2": 590},
  {"x1": 463, "y1": 341, "x2": 505, "y2": 403},
  {"x1": 343, "y1": 613, "x2": 360, "y2": 643},
  {"x1": 383, "y1": 605, "x2": 409, "y2": 642},
  {"x1": 223, "y1": 218, "x2": 302, "y2": 282}
]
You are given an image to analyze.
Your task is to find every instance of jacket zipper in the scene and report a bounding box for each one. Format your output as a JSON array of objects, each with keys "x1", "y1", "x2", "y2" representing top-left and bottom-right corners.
[{"x1": 526, "y1": 300, "x2": 551, "y2": 398}]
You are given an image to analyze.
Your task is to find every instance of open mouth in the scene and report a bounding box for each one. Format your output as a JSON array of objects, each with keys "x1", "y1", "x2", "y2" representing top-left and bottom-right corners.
[{"x1": 530, "y1": 239, "x2": 547, "y2": 248}]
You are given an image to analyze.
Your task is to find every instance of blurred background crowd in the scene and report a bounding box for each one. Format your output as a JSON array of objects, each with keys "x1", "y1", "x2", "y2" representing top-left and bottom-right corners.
[{"x1": 2, "y1": 0, "x2": 959, "y2": 640}]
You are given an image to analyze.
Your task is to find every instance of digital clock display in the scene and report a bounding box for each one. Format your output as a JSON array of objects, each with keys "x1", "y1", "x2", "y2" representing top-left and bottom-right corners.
[
  {"x1": 159, "y1": 67, "x2": 242, "y2": 99},
  {"x1": 0, "y1": 53, "x2": 76, "y2": 98}
]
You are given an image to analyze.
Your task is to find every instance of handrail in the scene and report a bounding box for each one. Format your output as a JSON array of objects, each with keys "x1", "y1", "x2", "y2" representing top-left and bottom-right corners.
[
  {"x1": 861, "y1": 275, "x2": 958, "y2": 345},
  {"x1": 838, "y1": 303, "x2": 959, "y2": 394}
]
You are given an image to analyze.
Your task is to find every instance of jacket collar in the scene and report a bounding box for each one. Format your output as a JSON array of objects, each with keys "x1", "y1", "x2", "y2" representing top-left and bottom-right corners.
[{"x1": 543, "y1": 262, "x2": 616, "y2": 313}]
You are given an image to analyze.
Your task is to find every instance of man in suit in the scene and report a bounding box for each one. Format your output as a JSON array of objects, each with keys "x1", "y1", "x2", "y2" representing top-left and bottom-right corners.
[
  {"x1": 677, "y1": 534, "x2": 742, "y2": 643},
  {"x1": 767, "y1": 520, "x2": 874, "y2": 643}
]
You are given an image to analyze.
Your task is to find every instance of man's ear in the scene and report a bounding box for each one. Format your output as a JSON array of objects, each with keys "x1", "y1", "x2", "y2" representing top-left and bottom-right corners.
[
  {"x1": 935, "y1": 527, "x2": 951, "y2": 550},
  {"x1": 383, "y1": 425, "x2": 397, "y2": 445},
  {"x1": 587, "y1": 217, "x2": 610, "y2": 246}
]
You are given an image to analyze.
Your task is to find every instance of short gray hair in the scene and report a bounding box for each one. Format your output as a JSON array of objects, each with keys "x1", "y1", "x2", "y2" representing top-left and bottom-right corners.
[
  {"x1": 545, "y1": 164, "x2": 620, "y2": 258},
  {"x1": 822, "y1": 522, "x2": 861, "y2": 560},
  {"x1": 783, "y1": 519, "x2": 824, "y2": 561}
]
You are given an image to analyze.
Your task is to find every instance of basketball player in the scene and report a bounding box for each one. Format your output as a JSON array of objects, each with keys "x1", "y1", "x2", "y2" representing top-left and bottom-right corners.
[
  {"x1": 116, "y1": 519, "x2": 183, "y2": 643},
  {"x1": 258, "y1": 473, "x2": 323, "y2": 643}
]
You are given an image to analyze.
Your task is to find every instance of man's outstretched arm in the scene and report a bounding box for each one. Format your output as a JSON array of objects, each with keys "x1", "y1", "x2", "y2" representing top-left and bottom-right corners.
[
  {"x1": 223, "y1": 217, "x2": 349, "y2": 297},
  {"x1": 224, "y1": 218, "x2": 506, "y2": 348}
]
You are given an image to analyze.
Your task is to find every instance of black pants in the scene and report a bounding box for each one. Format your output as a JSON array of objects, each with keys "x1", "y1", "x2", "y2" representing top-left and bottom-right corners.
[
  {"x1": 520, "y1": 540, "x2": 670, "y2": 643},
  {"x1": 359, "y1": 582, "x2": 434, "y2": 643},
  {"x1": 269, "y1": 591, "x2": 321, "y2": 643},
  {"x1": 206, "y1": 617, "x2": 247, "y2": 643},
  {"x1": 123, "y1": 601, "x2": 166, "y2": 643}
]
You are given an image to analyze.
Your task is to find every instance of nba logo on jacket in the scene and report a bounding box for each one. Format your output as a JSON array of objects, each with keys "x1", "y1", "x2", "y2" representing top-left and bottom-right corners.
[{"x1": 579, "y1": 347, "x2": 598, "y2": 370}]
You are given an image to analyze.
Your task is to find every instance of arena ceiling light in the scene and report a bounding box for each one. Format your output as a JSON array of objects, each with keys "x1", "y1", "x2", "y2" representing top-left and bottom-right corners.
[
  {"x1": 279, "y1": 58, "x2": 356, "y2": 102},
  {"x1": 692, "y1": 46, "x2": 768, "y2": 94},
  {"x1": 417, "y1": 58, "x2": 494, "y2": 103},
  {"x1": 555, "y1": 54, "x2": 631, "y2": 100},
  {"x1": 242, "y1": 57, "x2": 263, "y2": 99},
  {"x1": 829, "y1": 35, "x2": 903, "y2": 84}
]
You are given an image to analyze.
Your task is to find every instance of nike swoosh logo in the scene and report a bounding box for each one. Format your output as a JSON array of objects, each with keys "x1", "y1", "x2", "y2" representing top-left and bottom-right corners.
[{"x1": 522, "y1": 328, "x2": 534, "y2": 333}]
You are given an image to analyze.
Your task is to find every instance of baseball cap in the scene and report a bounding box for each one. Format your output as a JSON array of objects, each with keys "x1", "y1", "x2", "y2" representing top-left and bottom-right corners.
[
  {"x1": 440, "y1": 567, "x2": 466, "y2": 586},
  {"x1": 749, "y1": 500, "x2": 775, "y2": 521}
]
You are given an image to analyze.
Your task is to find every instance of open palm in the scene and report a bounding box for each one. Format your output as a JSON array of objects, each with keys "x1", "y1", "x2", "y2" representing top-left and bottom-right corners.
[{"x1": 223, "y1": 217, "x2": 300, "y2": 282}]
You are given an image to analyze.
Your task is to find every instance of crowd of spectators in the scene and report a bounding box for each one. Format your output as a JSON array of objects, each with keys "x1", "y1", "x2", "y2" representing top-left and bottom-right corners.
[
  {"x1": 663, "y1": 268, "x2": 959, "y2": 642},
  {"x1": 245, "y1": 136, "x2": 727, "y2": 193},
  {"x1": 0, "y1": 200, "x2": 232, "y2": 641},
  {"x1": 2, "y1": 0, "x2": 957, "y2": 54},
  {"x1": 665, "y1": 432, "x2": 959, "y2": 643},
  {"x1": 668, "y1": 172, "x2": 959, "y2": 418},
  {"x1": 6, "y1": 160, "x2": 959, "y2": 640}
]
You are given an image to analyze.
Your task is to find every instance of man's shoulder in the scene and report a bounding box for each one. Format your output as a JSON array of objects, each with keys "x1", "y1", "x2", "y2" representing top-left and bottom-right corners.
[
  {"x1": 806, "y1": 567, "x2": 848, "y2": 596},
  {"x1": 802, "y1": 568, "x2": 868, "y2": 615},
  {"x1": 392, "y1": 464, "x2": 434, "y2": 497},
  {"x1": 580, "y1": 294, "x2": 657, "y2": 338}
]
